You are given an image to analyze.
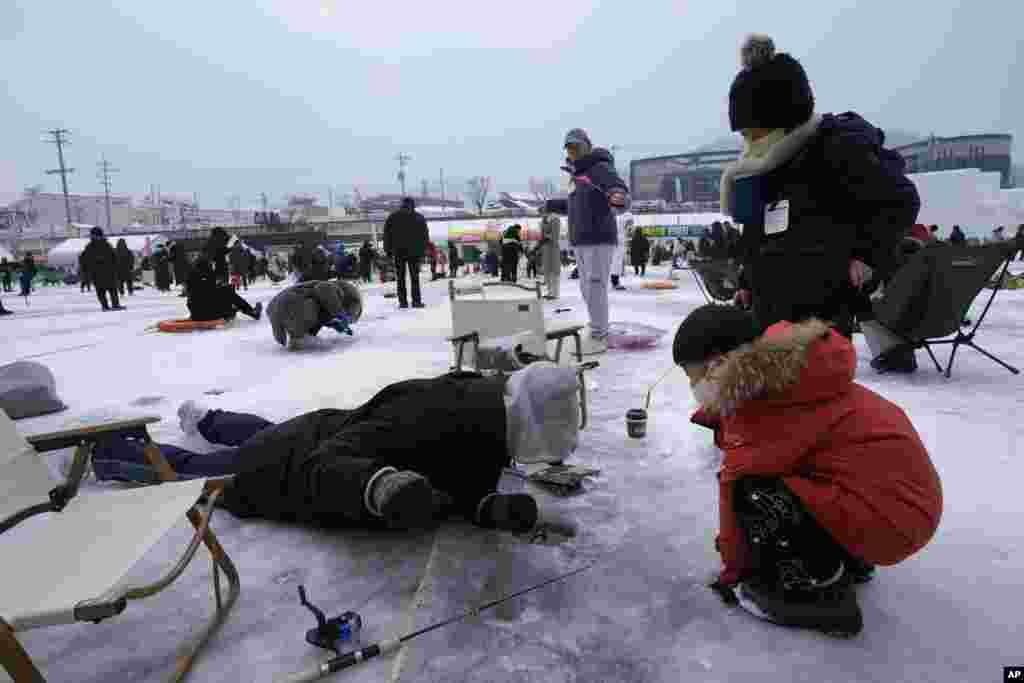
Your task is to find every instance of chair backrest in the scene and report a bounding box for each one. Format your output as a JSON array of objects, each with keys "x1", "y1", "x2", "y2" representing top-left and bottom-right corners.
[
  {"x1": 690, "y1": 259, "x2": 741, "y2": 302},
  {"x1": 876, "y1": 244, "x2": 1011, "y2": 341},
  {"x1": 450, "y1": 289, "x2": 548, "y2": 369}
]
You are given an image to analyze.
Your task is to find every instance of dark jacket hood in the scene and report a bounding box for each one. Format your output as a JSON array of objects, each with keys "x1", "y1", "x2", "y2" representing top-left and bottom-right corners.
[{"x1": 572, "y1": 147, "x2": 615, "y2": 174}]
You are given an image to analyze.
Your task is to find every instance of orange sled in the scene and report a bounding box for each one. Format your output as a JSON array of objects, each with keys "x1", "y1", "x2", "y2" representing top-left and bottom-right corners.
[
  {"x1": 640, "y1": 280, "x2": 678, "y2": 290},
  {"x1": 157, "y1": 318, "x2": 228, "y2": 333}
]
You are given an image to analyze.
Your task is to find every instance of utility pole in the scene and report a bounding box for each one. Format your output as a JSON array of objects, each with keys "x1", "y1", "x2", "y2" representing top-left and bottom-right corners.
[
  {"x1": 328, "y1": 186, "x2": 334, "y2": 210},
  {"x1": 96, "y1": 156, "x2": 118, "y2": 230},
  {"x1": 43, "y1": 128, "x2": 75, "y2": 228},
  {"x1": 421, "y1": 178, "x2": 429, "y2": 199},
  {"x1": 440, "y1": 168, "x2": 446, "y2": 216},
  {"x1": 395, "y1": 153, "x2": 412, "y2": 197}
]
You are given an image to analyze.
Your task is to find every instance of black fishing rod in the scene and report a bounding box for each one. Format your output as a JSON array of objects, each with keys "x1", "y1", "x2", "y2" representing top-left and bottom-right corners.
[{"x1": 274, "y1": 562, "x2": 594, "y2": 683}]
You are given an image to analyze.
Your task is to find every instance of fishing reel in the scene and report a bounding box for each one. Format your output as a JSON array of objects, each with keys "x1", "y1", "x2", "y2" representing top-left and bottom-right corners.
[{"x1": 297, "y1": 585, "x2": 363, "y2": 655}]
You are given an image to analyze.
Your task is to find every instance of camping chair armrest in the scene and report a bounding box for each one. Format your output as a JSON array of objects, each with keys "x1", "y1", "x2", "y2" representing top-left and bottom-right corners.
[
  {"x1": 545, "y1": 325, "x2": 584, "y2": 341},
  {"x1": 25, "y1": 416, "x2": 162, "y2": 453}
]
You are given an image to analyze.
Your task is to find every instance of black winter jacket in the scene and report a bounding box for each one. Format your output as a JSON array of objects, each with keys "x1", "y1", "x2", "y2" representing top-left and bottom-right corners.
[
  {"x1": 222, "y1": 373, "x2": 509, "y2": 525},
  {"x1": 115, "y1": 243, "x2": 135, "y2": 279},
  {"x1": 733, "y1": 113, "x2": 920, "y2": 329},
  {"x1": 629, "y1": 232, "x2": 650, "y2": 266},
  {"x1": 80, "y1": 238, "x2": 118, "y2": 289},
  {"x1": 383, "y1": 208, "x2": 429, "y2": 259},
  {"x1": 545, "y1": 148, "x2": 629, "y2": 246}
]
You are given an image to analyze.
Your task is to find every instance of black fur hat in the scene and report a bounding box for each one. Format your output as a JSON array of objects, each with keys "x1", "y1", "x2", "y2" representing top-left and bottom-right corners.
[
  {"x1": 729, "y1": 34, "x2": 814, "y2": 132},
  {"x1": 673, "y1": 304, "x2": 760, "y2": 366}
]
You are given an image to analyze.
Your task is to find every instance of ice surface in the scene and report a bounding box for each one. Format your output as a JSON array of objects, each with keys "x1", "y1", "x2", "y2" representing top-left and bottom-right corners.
[{"x1": 2, "y1": 265, "x2": 1022, "y2": 682}]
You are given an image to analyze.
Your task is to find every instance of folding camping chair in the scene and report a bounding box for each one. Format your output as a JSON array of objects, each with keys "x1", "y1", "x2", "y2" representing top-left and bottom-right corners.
[
  {"x1": 689, "y1": 258, "x2": 741, "y2": 304},
  {"x1": 0, "y1": 411, "x2": 239, "y2": 683},
  {"x1": 447, "y1": 280, "x2": 585, "y2": 372},
  {"x1": 446, "y1": 279, "x2": 597, "y2": 431},
  {"x1": 872, "y1": 243, "x2": 1020, "y2": 379}
]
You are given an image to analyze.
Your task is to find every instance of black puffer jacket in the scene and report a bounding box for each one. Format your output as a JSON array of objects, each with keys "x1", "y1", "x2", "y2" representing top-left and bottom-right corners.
[
  {"x1": 733, "y1": 112, "x2": 920, "y2": 329},
  {"x1": 222, "y1": 373, "x2": 509, "y2": 525},
  {"x1": 383, "y1": 208, "x2": 429, "y2": 259},
  {"x1": 80, "y1": 237, "x2": 118, "y2": 289}
]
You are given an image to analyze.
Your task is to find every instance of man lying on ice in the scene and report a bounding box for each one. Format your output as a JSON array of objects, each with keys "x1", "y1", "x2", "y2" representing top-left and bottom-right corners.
[
  {"x1": 674, "y1": 304, "x2": 943, "y2": 637},
  {"x1": 86, "y1": 362, "x2": 579, "y2": 536}
]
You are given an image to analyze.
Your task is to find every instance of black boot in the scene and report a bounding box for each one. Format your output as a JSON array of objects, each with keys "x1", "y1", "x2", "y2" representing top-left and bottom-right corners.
[
  {"x1": 368, "y1": 470, "x2": 439, "y2": 529},
  {"x1": 738, "y1": 568, "x2": 863, "y2": 637},
  {"x1": 870, "y1": 345, "x2": 918, "y2": 374},
  {"x1": 475, "y1": 493, "x2": 538, "y2": 532}
]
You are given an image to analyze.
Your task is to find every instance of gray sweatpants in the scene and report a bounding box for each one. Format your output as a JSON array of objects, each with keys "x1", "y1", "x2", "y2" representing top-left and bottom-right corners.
[
  {"x1": 574, "y1": 244, "x2": 615, "y2": 339},
  {"x1": 544, "y1": 266, "x2": 560, "y2": 299}
]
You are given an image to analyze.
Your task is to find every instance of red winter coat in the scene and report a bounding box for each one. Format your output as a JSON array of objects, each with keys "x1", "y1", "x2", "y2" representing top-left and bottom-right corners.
[{"x1": 691, "y1": 319, "x2": 943, "y2": 585}]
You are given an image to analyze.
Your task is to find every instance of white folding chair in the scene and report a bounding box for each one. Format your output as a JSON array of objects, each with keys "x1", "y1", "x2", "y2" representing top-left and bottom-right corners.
[
  {"x1": 0, "y1": 410, "x2": 239, "y2": 683},
  {"x1": 447, "y1": 280, "x2": 584, "y2": 372}
]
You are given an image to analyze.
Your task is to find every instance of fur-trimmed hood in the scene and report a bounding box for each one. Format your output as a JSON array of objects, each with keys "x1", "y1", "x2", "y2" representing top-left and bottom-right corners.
[{"x1": 702, "y1": 319, "x2": 855, "y2": 416}]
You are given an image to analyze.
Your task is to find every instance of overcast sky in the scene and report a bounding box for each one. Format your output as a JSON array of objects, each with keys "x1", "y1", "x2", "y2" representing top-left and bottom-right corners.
[{"x1": 1, "y1": 0, "x2": 1020, "y2": 208}]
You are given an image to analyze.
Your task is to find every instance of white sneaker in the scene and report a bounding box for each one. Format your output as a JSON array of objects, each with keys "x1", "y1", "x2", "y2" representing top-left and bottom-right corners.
[
  {"x1": 580, "y1": 336, "x2": 609, "y2": 356},
  {"x1": 177, "y1": 400, "x2": 210, "y2": 436}
]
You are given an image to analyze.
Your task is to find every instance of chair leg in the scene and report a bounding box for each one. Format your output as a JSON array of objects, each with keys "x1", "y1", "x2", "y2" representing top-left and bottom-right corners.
[
  {"x1": 142, "y1": 443, "x2": 241, "y2": 683},
  {"x1": 963, "y1": 342, "x2": 1021, "y2": 376},
  {"x1": 1, "y1": 618, "x2": 45, "y2": 683},
  {"x1": 572, "y1": 332, "x2": 583, "y2": 364},
  {"x1": 943, "y1": 342, "x2": 962, "y2": 379},
  {"x1": 922, "y1": 343, "x2": 944, "y2": 374},
  {"x1": 553, "y1": 337, "x2": 565, "y2": 365}
]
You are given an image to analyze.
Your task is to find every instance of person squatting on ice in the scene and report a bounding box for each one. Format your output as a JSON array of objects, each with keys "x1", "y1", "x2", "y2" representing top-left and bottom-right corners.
[
  {"x1": 545, "y1": 128, "x2": 630, "y2": 356},
  {"x1": 674, "y1": 304, "x2": 943, "y2": 637},
  {"x1": 80, "y1": 227, "x2": 124, "y2": 311},
  {"x1": 718, "y1": 34, "x2": 920, "y2": 370},
  {"x1": 186, "y1": 257, "x2": 262, "y2": 322},
  {"x1": 267, "y1": 279, "x2": 363, "y2": 350},
  {"x1": 86, "y1": 363, "x2": 579, "y2": 538}
]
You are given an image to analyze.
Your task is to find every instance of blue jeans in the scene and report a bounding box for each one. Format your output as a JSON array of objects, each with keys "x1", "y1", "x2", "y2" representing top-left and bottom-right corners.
[{"x1": 92, "y1": 410, "x2": 274, "y2": 483}]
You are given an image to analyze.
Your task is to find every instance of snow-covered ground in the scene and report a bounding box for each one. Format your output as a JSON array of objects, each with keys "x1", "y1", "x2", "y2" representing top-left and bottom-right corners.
[{"x1": 2, "y1": 263, "x2": 1023, "y2": 683}]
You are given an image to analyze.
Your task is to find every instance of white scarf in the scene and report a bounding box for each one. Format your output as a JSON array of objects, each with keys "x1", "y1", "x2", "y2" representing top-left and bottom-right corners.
[{"x1": 719, "y1": 114, "x2": 823, "y2": 218}]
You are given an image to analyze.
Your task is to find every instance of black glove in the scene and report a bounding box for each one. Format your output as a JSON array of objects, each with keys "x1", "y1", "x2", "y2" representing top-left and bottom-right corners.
[{"x1": 709, "y1": 579, "x2": 739, "y2": 606}]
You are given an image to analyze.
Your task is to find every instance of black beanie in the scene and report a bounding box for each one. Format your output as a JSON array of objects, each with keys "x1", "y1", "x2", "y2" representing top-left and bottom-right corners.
[
  {"x1": 728, "y1": 35, "x2": 814, "y2": 132},
  {"x1": 673, "y1": 304, "x2": 760, "y2": 366}
]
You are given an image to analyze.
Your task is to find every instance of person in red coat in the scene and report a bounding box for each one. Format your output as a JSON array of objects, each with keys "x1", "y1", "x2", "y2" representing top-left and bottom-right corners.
[{"x1": 674, "y1": 304, "x2": 942, "y2": 637}]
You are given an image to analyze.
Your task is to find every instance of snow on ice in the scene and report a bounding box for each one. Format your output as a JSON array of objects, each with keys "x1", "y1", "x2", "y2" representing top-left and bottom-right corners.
[{"x1": 2, "y1": 263, "x2": 1022, "y2": 682}]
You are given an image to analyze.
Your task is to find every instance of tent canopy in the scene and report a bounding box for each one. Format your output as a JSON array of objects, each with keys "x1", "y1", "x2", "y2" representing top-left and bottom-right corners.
[
  {"x1": 46, "y1": 235, "x2": 168, "y2": 268},
  {"x1": 0, "y1": 245, "x2": 13, "y2": 263}
]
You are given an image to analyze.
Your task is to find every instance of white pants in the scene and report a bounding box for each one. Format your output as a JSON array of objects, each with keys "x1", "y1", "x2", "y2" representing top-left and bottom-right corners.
[
  {"x1": 574, "y1": 244, "x2": 615, "y2": 339},
  {"x1": 544, "y1": 267, "x2": 560, "y2": 299}
]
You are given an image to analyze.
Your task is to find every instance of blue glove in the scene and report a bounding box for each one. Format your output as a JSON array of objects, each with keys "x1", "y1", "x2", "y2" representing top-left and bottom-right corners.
[{"x1": 325, "y1": 313, "x2": 353, "y2": 335}]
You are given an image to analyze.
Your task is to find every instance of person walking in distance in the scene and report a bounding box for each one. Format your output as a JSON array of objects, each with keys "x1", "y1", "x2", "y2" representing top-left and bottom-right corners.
[
  {"x1": 383, "y1": 197, "x2": 429, "y2": 309},
  {"x1": 544, "y1": 128, "x2": 630, "y2": 355},
  {"x1": 538, "y1": 206, "x2": 562, "y2": 300},
  {"x1": 358, "y1": 240, "x2": 376, "y2": 283},
  {"x1": 630, "y1": 227, "x2": 650, "y2": 276},
  {"x1": 80, "y1": 227, "x2": 124, "y2": 311},
  {"x1": 448, "y1": 242, "x2": 460, "y2": 279},
  {"x1": 115, "y1": 238, "x2": 135, "y2": 296},
  {"x1": 1, "y1": 258, "x2": 13, "y2": 293}
]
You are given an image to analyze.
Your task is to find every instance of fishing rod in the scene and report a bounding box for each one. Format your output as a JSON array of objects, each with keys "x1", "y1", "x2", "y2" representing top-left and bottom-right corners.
[{"x1": 274, "y1": 562, "x2": 595, "y2": 683}]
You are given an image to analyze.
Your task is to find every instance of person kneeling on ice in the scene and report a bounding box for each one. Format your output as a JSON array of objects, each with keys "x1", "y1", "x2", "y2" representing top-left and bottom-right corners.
[
  {"x1": 86, "y1": 363, "x2": 580, "y2": 536},
  {"x1": 267, "y1": 279, "x2": 363, "y2": 350},
  {"x1": 674, "y1": 304, "x2": 942, "y2": 636},
  {"x1": 186, "y1": 256, "x2": 262, "y2": 322}
]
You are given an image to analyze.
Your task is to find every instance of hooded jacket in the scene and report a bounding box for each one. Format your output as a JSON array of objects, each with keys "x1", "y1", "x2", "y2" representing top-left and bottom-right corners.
[
  {"x1": 691, "y1": 319, "x2": 942, "y2": 585},
  {"x1": 115, "y1": 240, "x2": 135, "y2": 279},
  {"x1": 722, "y1": 113, "x2": 920, "y2": 328},
  {"x1": 545, "y1": 148, "x2": 630, "y2": 246},
  {"x1": 629, "y1": 230, "x2": 650, "y2": 266},
  {"x1": 267, "y1": 280, "x2": 363, "y2": 347}
]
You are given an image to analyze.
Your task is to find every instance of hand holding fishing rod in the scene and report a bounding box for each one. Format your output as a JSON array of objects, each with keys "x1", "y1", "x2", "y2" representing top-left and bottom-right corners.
[{"x1": 274, "y1": 563, "x2": 594, "y2": 683}]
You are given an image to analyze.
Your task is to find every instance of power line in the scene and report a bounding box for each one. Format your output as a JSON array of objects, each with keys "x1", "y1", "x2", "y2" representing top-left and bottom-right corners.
[
  {"x1": 43, "y1": 128, "x2": 75, "y2": 228},
  {"x1": 96, "y1": 155, "x2": 119, "y2": 230}
]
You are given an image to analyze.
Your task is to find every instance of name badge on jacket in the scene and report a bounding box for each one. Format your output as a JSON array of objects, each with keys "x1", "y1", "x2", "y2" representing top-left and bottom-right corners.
[{"x1": 764, "y1": 200, "x2": 790, "y2": 235}]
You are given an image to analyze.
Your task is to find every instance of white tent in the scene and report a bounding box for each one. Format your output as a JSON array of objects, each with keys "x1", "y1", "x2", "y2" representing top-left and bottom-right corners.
[
  {"x1": 0, "y1": 244, "x2": 14, "y2": 263},
  {"x1": 46, "y1": 235, "x2": 168, "y2": 269}
]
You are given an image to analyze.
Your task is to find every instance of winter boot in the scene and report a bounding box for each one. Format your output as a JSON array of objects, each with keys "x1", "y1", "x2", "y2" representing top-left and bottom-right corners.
[
  {"x1": 366, "y1": 468, "x2": 439, "y2": 529},
  {"x1": 476, "y1": 493, "x2": 578, "y2": 539},
  {"x1": 177, "y1": 400, "x2": 211, "y2": 437},
  {"x1": 870, "y1": 345, "x2": 918, "y2": 374},
  {"x1": 737, "y1": 565, "x2": 863, "y2": 637}
]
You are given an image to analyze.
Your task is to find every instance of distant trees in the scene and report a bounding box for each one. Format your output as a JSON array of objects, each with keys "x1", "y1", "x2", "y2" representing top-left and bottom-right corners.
[{"x1": 466, "y1": 176, "x2": 492, "y2": 215}]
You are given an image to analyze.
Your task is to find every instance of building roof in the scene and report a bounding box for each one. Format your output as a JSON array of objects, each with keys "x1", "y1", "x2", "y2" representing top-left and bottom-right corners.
[{"x1": 892, "y1": 133, "x2": 1013, "y2": 152}]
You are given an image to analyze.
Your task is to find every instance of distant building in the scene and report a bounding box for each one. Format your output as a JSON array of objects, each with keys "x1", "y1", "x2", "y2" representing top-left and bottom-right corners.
[
  {"x1": 630, "y1": 149, "x2": 740, "y2": 208},
  {"x1": 893, "y1": 134, "x2": 1013, "y2": 188},
  {"x1": 359, "y1": 194, "x2": 464, "y2": 212}
]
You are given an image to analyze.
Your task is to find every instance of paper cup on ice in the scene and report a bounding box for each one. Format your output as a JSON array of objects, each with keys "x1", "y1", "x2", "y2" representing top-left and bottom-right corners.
[{"x1": 626, "y1": 408, "x2": 648, "y2": 439}]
